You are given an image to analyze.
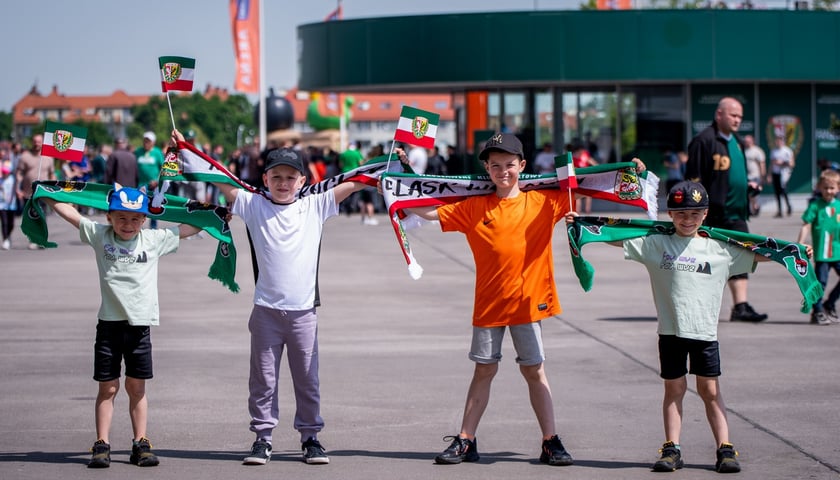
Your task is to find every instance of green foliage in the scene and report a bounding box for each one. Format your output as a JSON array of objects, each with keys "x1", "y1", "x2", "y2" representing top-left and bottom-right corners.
[
  {"x1": 130, "y1": 93, "x2": 256, "y2": 154},
  {"x1": 0, "y1": 111, "x2": 11, "y2": 140}
]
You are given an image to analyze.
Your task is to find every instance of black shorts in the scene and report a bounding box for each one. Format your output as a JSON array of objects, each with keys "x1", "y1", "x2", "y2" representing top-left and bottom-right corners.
[
  {"x1": 658, "y1": 335, "x2": 721, "y2": 379},
  {"x1": 93, "y1": 320, "x2": 153, "y2": 382},
  {"x1": 704, "y1": 217, "x2": 749, "y2": 280}
]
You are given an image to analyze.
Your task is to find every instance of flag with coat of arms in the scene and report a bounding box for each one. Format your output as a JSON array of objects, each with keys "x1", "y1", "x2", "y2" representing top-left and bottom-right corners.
[
  {"x1": 394, "y1": 106, "x2": 439, "y2": 149},
  {"x1": 41, "y1": 121, "x2": 87, "y2": 162},
  {"x1": 159, "y1": 56, "x2": 196, "y2": 92},
  {"x1": 556, "y1": 152, "x2": 578, "y2": 190}
]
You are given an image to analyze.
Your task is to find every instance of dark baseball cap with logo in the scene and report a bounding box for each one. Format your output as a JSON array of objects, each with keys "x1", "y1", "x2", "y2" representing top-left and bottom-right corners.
[
  {"x1": 264, "y1": 148, "x2": 305, "y2": 174},
  {"x1": 667, "y1": 180, "x2": 709, "y2": 211},
  {"x1": 478, "y1": 133, "x2": 524, "y2": 160}
]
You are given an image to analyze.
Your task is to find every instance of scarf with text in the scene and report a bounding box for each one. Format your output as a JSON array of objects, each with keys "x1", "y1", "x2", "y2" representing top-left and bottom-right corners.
[
  {"x1": 22, "y1": 181, "x2": 239, "y2": 292},
  {"x1": 153, "y1": 141, "x2": 405, "y2": 205},
  {"x1": 381, "y1": 162, "x2": 660, "y2": 278},
  {"x1": 567, "y1": 216, "x2": 821, "y2": 313}
]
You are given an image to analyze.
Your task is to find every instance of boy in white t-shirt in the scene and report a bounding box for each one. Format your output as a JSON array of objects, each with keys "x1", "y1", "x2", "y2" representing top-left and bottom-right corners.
[{"x1": 185, "y1": 130, "x2": 376, "y2": 467}]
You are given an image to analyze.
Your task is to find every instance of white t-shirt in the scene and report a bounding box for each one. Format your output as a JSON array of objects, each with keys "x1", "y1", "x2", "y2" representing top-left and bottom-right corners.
[
  {"x1": 408, "y1": 146, "x2": 428, "y2": 175},
  {"x1": 232, "y1": 190, "x2": 338, "y2": 310},
  {"x1": 624, "y1": 234, "x2": 755, "y2": 341},
  {"x1": 744, "y1": 145, "x2": 765, "y2": 182},
  {"x1": 533, "y1": 151, "x2": 557, "y2": 174},
  {"x1": 79, "y1": 217, "x2": 180, "y2": 326}
]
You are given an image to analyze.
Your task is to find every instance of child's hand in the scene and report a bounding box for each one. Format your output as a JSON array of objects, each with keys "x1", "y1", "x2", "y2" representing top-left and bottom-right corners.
[
  {"x1": 170, "y1": 129, "x2": 185, "y2": 147},
  {"x1": 394, "y1": 148, "x2": 408, "y2": 166},
  {"x1": 631, "y1": 157, "x2": 646, "y2": 173},
  {"x1": 565, "y1": 211, "x2": 579, "y2": 223},
  {"x1": 804, "y1": 244, "x2": 813, "y2": 259}
]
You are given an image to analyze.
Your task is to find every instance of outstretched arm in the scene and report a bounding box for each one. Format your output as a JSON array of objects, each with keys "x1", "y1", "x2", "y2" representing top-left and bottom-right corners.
[
  {"x1": 404, "y1": 206, "x2": 440, "y2": 221},
  {"x1": 333, "y1": 181, "x2": 367, "y2": 204},
  {"x1": 44, "y1": 199, "x2": 82, "y2": 229},
  {"x1": 566, "y1": 211, "x2": 622, "y2": 246},
  {"x1": 177, "y1": 224, "x2": 203, "y2": 239}
]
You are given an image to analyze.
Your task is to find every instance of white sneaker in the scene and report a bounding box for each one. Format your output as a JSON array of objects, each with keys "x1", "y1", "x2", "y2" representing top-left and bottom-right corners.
[
  {"x1": 1, "y1": 239, "x2": 9, "y2": 250},
  {"x1": 364, "y1": 217, "x2": 379, "y2": 226},
  {"x1": 27, "y1": 243, "x2": 41, "y2": 250}
]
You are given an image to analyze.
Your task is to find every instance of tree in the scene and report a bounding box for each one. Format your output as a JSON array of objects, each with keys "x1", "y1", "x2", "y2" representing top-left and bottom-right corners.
[
  {"x1": 0, "y1": 111, "x2": 11, "y2": 140},
  {"x1": 130, "y1": 92, "x2": 255, "y2": 154}
]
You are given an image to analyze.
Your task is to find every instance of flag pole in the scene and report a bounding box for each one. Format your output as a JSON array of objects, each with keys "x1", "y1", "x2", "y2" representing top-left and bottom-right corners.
[
  {"x1": 257, "y1": 0, "x2": 266, "y2": 150},
  {"x1": 166, "y1": 91, "x2": 177, "y2": 131}
]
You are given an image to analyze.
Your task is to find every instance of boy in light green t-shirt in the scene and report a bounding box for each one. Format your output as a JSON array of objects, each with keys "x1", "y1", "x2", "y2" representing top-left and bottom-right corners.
[{"x1": 46, "y1": 183, "x2": 202, "y2": 469}]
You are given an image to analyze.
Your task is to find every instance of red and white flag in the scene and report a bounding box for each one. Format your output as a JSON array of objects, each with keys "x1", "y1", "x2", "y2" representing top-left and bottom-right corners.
[
  {"x1": 41, "y1": 121, "x2": 87, "y2": 162},
  {"x1": 324, "y1": 3, "x2": 343, "y2": 21},
  {"x1": 394, "y1": 106, "x2": 440, "y2": 149},
  {"x1": 158, "y1": 56, "x2": 195, "y2": 92},
  {"x1": 556, "y1": 152, "x2": 578, "y2": 190},
  {"x1": 229, "y1": 0, "x2": 260, "y2": 93}
]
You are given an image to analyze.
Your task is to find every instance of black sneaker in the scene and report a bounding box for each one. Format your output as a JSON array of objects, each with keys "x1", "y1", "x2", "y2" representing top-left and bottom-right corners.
[
  {"x1": 243, "y1": 439, "x2": 272, "y2": 465},
  {"x1": 434, "y1": 435, "x2": 479, "y2": 464},
  {"x1": 302, "y1": 437, "x2": 329, "y2": 464},
  {"x1": 539, "y1": 434, "x2": 573, "y2": 466},
  {"x1": 715, "y1": 443, "x2": 741, "y2": 473},
  {"x1": 87, "y1": 439, "x2": 110, "y2": 468},
  {"x1": 825, "y1": 306, "x2": 839, "y2": 323},
  {"x1": 129, "y1": 437, "x2": 159, "y2": 467},
  {"x1": 730, "y1": 303, "x2": 768, "y2": 322},
  {"x1": 652, "y1": 441, "x2": 683, "y2": 472}
]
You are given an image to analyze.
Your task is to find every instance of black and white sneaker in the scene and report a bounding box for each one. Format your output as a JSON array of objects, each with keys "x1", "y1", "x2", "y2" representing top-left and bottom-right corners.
[
  {"x1": 540, "y1": 435, "x2": 573, "y2": 466},
  {"x1": 434, "y1": 435, "x2": 479, "y2": 464},
  {"x1": 302, "y1": 437, "x2": 329, "y2": 464},
  {"x1": 243, "y1": 439, "x2": 272, "y2": 465}
]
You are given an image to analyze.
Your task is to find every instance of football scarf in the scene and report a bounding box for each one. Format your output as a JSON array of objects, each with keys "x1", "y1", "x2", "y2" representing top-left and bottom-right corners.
[
  {"x1": 381, "y1": 162, "x2": 660, "y2": 278},
  {"x1": 567, "y1": 216, "x2": 822, "y2": 314},
  {"x1": 21, "y1": 181, "x2": 239, "y2": 292}
]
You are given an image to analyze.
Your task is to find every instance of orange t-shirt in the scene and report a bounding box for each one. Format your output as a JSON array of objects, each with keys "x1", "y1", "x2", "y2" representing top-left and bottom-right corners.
[{"x1": 437, "y1": 189, "x2": 571, "y2": 327}]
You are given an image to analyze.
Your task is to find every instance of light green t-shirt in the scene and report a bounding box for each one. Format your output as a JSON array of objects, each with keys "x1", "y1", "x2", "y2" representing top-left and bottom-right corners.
[
  {"x1": 624, "y1": 234, "x2": 756, "y2": 341},
  {"x1": 79, "y1": 217, "x2": 180, "y2": 326},
  {"x1": 134, "y1": 146, "x2": 165, "y2": 189},
  {"x1": 801, "y1": 197, "x2": 840, "y2": 262}
]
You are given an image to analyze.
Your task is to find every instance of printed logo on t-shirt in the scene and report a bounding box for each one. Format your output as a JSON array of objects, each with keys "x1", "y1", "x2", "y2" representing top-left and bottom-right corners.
[{"x1": 659, "y1": 251, "x2": 711, "y2": 274}]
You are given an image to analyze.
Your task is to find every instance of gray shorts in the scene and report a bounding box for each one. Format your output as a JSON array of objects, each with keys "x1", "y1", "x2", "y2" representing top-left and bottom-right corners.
[{"x1": 469, "y1": 321, "x2": 545, "y2": 366}]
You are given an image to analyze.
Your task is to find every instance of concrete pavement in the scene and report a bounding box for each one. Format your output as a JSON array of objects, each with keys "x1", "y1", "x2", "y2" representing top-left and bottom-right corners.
[{"x1": 0, "y1": 200, "x2": 838, "y2": 480}]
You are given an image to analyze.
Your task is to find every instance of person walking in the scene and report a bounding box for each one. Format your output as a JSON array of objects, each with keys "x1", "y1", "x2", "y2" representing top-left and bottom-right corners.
[{"x1": 685, "y1": 97, "x2": 768, "y2": 323}]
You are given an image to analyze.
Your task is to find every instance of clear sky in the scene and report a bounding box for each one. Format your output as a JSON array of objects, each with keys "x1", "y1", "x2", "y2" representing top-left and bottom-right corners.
[{"x1": 0, "y1": 0, "x2": 568, "y2": 112}]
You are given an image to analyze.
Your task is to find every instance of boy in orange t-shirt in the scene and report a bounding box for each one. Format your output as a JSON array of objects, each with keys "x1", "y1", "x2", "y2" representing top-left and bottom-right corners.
[{"x1": 407, "y1": 132, "x2": 647, "y2": 467}]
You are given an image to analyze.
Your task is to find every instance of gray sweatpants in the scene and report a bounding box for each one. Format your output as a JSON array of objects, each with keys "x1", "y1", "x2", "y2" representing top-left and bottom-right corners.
[{"x1": 248, "y1": 305, "x2": 323, "y2": 443}]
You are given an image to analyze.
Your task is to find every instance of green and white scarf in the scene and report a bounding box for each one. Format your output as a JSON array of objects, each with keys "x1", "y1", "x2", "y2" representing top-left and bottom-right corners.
[
  {"x1": 22, "y1": 181, "x2": 239, "y2": 292},
  {"x1": 567, "y1": 216, "x2": 822, "y2": 313}
]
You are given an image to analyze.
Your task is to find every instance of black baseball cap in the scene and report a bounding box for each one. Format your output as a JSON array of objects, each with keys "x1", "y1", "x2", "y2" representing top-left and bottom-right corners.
[
  {"x1": 667, "y1": 180, "x2": 709, "y2": 211},
  {"x1": 264, "y1": 148, "x2": 305, "y2": 174},
  {"x1": 478, "y1": 133, "x2": 524, "y2": 160}
]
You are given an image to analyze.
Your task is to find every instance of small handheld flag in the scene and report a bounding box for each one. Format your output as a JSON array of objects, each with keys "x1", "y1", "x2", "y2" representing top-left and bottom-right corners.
[
  {"x1": 556, "y1": 152, "x2": 578, "y2": 190},
  {"x1": 159, "y1": 56, "x2": 196, "y2": 92},
  {"x1": 41, "y1": 121, "x2": 87, "y2": 162},
  {"x1": 393, "y1": 106, "x2": 440, "y2": 149}
]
